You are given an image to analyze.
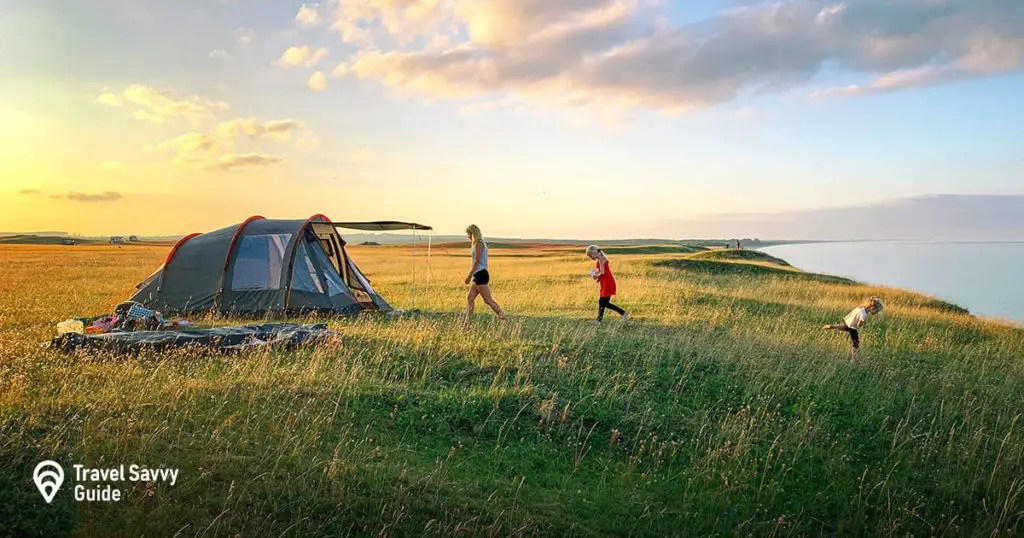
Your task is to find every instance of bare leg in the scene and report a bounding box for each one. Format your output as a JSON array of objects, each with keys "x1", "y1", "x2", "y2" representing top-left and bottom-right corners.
[
  {"x1": 466, "y1": 285, "x2": 479, "y2": 321},
  {"x1": 477, "y1": 285, "x2": 507, "y2": 320}
]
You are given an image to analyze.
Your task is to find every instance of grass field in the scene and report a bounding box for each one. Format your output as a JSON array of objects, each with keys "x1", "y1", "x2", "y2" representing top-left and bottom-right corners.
[{"x1": 1, "y1": 243, "x2": 1023, "y2": 536}]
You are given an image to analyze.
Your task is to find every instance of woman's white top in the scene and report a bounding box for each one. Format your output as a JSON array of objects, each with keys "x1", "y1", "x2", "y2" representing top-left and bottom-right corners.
[{"x1": 473, "y1": 241, "x2": 489, "y2": 272}]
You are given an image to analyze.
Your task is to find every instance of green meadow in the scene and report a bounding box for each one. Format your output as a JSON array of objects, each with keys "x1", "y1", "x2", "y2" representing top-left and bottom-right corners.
[{"x1": 1, "y1": 243, "x2": 1022, "y2": 536}]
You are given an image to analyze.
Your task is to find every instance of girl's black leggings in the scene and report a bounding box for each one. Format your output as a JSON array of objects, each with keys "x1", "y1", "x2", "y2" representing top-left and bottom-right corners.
[
  {"x1": 598, "y1": 297, "x2": 625, "y2": 321},
  {"x1": 836, "y1": 326, "x2": 860, "y2": 349}
]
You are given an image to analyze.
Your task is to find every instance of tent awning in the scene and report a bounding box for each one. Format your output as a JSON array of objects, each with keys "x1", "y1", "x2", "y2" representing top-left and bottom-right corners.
[{"x1": 332, "y1": 221, "x2": 433, "y2": 231}]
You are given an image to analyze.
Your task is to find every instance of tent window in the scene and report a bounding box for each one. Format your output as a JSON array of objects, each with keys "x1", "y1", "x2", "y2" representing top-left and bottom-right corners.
[
  {"x1": 290, "y1": 240, "x2": 325, "y2": 294},
  {"x1": 309, "y1": 239, "x2": 350, "y2": 297},
  {"x1": 231, "y1": 233, "x2": 292, "y2": 290}
]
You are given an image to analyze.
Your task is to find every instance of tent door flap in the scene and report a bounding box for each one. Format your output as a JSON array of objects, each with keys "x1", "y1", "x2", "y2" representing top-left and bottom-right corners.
[{"x1": 309, "y1": 223, "x2": 373, "y2": 305}]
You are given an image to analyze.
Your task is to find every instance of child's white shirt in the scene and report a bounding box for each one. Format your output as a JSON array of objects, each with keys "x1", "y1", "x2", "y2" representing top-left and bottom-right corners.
[{"x1": 844, "y1": 307, "x2": 869, "y2": 329}]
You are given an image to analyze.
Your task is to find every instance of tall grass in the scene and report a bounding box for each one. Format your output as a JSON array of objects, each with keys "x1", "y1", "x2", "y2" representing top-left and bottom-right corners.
[{"x1": 0, "y1": 243, "x2": 1022, "y2": 536}]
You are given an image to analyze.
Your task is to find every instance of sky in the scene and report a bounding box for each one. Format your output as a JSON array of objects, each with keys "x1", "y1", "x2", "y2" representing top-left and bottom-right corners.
[{"x1": 1, "y1": 0, "x2": 1023, "y2": 239}]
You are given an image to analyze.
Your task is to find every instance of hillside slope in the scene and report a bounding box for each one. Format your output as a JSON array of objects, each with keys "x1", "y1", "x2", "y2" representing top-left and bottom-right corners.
[
  {"x1": 0, "y1": 243, "x2": 1021, "y2": 536},
  {"x1": 690, "y1": 248, "x2": 792, "y2": 266}
]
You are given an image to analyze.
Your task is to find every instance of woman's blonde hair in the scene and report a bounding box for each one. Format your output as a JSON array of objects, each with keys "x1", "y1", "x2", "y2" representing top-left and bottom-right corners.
[
  {"x1": 585, "y1": 245, "x2": 602, "y2": 257},
  {"x1": 861, "y1": 296, "x2": 884, "y2": 311},
  {"x1": 465, "y1": 224, "x2": 482, "y2": 245}
]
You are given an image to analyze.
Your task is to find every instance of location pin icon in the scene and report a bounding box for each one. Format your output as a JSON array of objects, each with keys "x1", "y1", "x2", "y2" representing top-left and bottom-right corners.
[{"x1": 33, "y1": 460, "x2": 64, "y2": 504}]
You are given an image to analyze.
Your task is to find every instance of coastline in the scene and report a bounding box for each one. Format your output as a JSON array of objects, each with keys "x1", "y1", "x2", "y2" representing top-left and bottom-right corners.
[{"x1": 761, "y1": 241, "x2": 1024, "y2": 326}]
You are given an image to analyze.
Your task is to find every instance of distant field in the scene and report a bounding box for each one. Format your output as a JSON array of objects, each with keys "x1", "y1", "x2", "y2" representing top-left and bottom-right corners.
[
  {"x1": 0, "y1": 235, "x2": 176, "y2": 247},
  {"x1": 1, "y1": 243, "x2": 1022, "y2": 536},
  {"x1": 0, "y1": 235, "x2": 97, "y2": 245}
]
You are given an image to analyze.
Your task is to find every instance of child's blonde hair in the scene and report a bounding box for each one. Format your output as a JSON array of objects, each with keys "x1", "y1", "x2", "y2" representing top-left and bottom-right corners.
[
  {"x1": 585, "y1": 245, "x2": 602, "y2": 257},
  {"x1": 465, "y1": 224, "x2": 482, "y2": 245},
  {"x1": 861, "y1": 296, "x2": 884, "y2": 311}
]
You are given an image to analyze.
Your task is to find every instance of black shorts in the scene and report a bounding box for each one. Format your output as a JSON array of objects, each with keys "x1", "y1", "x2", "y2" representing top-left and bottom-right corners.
[{"x1": 472, "y1": 269, "x2": 490, "y2": 285}]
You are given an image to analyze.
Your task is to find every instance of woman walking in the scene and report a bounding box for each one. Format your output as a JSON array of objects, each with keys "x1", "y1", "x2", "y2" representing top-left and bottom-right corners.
[
  {"x1": 464, "y1": 224, "x2": 507, "y2": 321},
  {"x1": 586, "y1": 245, "x2": 630, "y2": 323}
]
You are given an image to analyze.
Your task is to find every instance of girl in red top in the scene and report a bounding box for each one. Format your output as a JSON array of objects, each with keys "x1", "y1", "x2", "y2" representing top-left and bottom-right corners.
[{"x1": 586, "y1": 245, "x2": 630, "y2": 322}]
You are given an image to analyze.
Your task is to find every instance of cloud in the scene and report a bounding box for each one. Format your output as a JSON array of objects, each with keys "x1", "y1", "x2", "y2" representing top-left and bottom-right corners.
[
  {"x1": 329, "y1": 0, "x2": 453, "y2": 46},
  {"x1": 296, "y1": 3, "x2": 321, "y2": 26},
  {"x1": 97, "y1": 93, "x2": 123, "y2": 106},
  {"x1": 325, "y1": 0, "x2": 1024, "y2": 112},
  {"x1": 49, "y1": 191, "x2": 123, "y2": 203},
  {"x1": 206, "y1": 153, "x2": 284, "y2": 171},
  {"x1": 459, "y1": 0, "x2": 625, "y2": 47},
  {"x1": 812, "y1": 67, "x2": 963, "y2": 98},
  {"x1": 209, "y1": 49, "x2": 231, "y2": 60},
  {"x1": 309, "y1": 71, "x2": 328, "y2": 91},
  {"x1": 275, "y1": 46, "x2": 330, "y2": 67},
  {"x1": 235, "y1": 27, "x2": 255, "y2": 44},
  {"x1": 813, "y1": 18, "x2": 1024, "y2": 99},
  {"x1": 157, "y1": 133, "x2": 218, "y2": 154},
  {"x1": 214, "y1": 118, "x2": 304, "y2": 140},
  {"x1": 156, "y1": 133, "x2": 221, "y2": 163},
  {"x1": 156, "y1": 119, "x2": 305, "y2": 168},
  {"x1": 647, "y1": 195, "x2": 1024, "y2": 241},
  {"x1": 21, "y1": 188, "x2": 123, "y2": 202},
  {"x1": 101, "y1": 85, "x2": 228, "y2": 124},
  {"x1": 131, "y1": 110, "x2": 170, "y2": 123}
]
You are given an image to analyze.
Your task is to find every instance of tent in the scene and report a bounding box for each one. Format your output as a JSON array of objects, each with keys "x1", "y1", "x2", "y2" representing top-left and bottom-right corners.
[{"x1": 129, "y1": 214, "x2": 431, "y2": 316}]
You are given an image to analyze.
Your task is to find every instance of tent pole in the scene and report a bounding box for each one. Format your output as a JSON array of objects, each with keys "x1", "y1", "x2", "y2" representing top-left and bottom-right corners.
[
  {"x1": 426, "y1": 231, "x2": 432, "y2": 304},
  {"x1": 411, "y1": 226, "x2": 417, "y2": 309}
]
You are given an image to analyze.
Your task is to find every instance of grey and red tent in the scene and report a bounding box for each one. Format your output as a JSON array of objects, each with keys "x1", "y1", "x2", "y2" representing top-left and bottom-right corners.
[{"x1": 130, "y1": 214, "x2": 430, "y2": 316}]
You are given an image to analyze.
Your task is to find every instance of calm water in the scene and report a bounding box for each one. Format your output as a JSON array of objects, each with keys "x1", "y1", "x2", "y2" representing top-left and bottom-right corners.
[{"x1": 761, "y1": 241, "x2": 1024, "y2": 325}]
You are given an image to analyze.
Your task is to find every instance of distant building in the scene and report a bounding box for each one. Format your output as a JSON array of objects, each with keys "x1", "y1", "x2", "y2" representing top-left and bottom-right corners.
[
  {"x1": 63, "y1": 239, "x2": 77, "y2": 246},
  {"x1": 109, "y1": 236, "x2": 124, "y2": 244},
  {"x1": 129, "y1": 235, "x2": 140, "y2": 242}
]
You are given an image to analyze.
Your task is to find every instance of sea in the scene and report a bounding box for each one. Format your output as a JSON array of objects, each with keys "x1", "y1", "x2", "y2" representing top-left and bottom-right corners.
[{"x1": 761, "y1": 241, "x2": 1024, "y2": 325}]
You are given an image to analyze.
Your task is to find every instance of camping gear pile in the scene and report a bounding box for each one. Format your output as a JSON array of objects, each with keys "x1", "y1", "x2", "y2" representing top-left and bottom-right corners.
[
  {"x1": 55, "y1": 301, "x2": 195, "y2": 336},
  {"x1": 49, "y1": 301, "x2": 346, "y2": 355},
  {"x1": 51, "y1": 323, "x2": 343, "y2": 354}
]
